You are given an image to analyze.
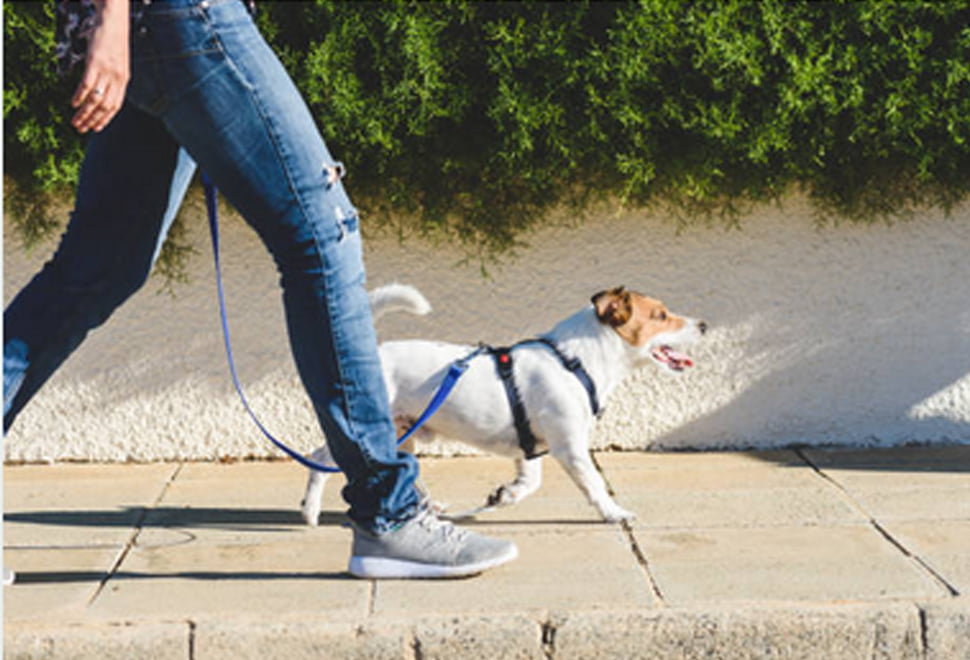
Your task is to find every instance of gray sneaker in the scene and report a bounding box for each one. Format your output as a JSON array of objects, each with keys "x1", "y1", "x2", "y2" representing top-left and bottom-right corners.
[{"x1": 348, "y1": 507, "x2": 518, "y2": 579}]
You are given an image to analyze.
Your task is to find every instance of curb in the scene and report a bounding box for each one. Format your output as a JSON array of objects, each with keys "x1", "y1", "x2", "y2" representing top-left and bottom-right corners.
[{"x1": 5, "y1": 600, "x2": 968, "y2": 659}]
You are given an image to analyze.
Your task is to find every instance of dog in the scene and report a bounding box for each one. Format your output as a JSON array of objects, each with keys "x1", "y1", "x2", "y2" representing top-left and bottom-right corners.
[{"x1": 301, "y1": 283, "x2": 707, "y2": 524}]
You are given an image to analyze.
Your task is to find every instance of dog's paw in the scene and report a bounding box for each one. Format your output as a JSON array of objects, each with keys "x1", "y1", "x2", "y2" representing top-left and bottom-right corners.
[{"x1": 485, "y1": 485, "x2": 519, "y2": 508}]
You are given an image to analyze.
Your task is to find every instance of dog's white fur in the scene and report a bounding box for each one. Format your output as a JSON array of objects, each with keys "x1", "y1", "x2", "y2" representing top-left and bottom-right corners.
[{"x1": 301, "y1": 284, "x2": 706, "y2": 524}]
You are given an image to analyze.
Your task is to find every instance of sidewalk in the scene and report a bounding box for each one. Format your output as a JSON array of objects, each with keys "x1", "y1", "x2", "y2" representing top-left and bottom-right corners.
[{"x1": 3, "y1": 446, "x2": 969, "y2": 659}]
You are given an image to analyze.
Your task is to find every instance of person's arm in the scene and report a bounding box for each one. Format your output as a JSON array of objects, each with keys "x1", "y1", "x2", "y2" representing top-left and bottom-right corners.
[{"x1": 71, "y1": 0, "x2": 130, "y2": 134}]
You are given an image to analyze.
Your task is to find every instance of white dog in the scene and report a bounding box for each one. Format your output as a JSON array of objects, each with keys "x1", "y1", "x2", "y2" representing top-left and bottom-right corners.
[{"x1": 301, "y1": 284, "x2": 706, "y2": 524}]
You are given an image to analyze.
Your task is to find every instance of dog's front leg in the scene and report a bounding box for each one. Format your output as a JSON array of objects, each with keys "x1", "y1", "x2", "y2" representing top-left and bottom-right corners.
[
  {"x1": 551, "y1": 444, "x2": 635, "y2": 522},
  {"x1": 301, "y1": 445, "x2": 335, "y2": 526},
  {"x1": 486, "y1": 457, "x2": 543, "y2": 507}
]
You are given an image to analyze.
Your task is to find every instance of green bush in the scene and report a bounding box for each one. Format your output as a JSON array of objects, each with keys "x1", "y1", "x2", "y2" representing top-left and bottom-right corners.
[{"x1": 5, "y1": 0, "x2": 970, "y2": 266}]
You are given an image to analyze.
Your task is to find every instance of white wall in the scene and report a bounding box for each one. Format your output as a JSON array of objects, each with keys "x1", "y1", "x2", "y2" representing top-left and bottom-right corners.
[{"x1": 4, "y1": 195, "x2": 968, "y2": 462}]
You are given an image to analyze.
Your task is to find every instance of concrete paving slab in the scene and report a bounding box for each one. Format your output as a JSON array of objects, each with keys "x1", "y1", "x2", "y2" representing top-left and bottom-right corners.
[
  {"x1": 4, "y1": 449, "x2": 967, "y2": 659},
  {"x1": 886, "y1": 520, "x2": 970, "y2": 595},
  {"x1": 142, "y1": 462, "x2": 346, "y2": 544},
  {"x1": 829, "y1": 484, "x2": 970, "y2": 522},
  {"x1": 618, "y1": 487, "x2": 863, "y2": 529},
  {"x1": 164, "y1": 460, "x2": 314, "y2": 508},
  {"x1": 3, "y1": 462, "x2": 178, "y2": 490},
  {"x1": 598, "y1": 448, "x2": 809, "y2": 470},
  {"x1": 415, "y1": 456, "x2": 606, "y2": 525},
  {"x1": 371, "y1": 527, "x2": 656, "y2": 618},
  {"x1": 597, "y1": 451, "x2": 865, "y2": 528},
  {"x1": 597, "y1": 450, "x2": 820, "y2": 488},
  {"x1": 805, "y1": 446, "x2": 970, "y2": 522},
  {"x1": 633, "y1": 524, "x2": 949, "y2": 604},
  {"x1": 3, "y1": 463, "x2": 177, "y2": 548},
  {"x1": 2, "y1": 547, "x2": 119, "y2": 623},
  {"x1": 87, "y1": 527, "x2": 368, "y2": 622}
]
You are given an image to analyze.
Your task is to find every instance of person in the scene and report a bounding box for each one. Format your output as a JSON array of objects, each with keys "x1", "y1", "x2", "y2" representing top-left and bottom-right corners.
[{"x1": 3, "y1": 0, "x2": 517, "y2": 580}]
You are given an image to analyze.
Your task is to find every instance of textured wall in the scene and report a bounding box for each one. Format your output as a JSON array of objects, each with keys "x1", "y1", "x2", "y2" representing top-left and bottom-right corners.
[{"x1": 4, "y1": 196, "x2": 969, "y2": 462}]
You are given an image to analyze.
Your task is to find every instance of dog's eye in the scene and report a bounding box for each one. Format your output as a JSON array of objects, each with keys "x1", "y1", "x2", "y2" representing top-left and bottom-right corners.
[{"x1": 656, "y1": 310, "x2": 667, "y2": 322}]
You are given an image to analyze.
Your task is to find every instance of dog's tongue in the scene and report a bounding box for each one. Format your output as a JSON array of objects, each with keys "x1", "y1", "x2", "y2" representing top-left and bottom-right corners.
[
  {"x1": 667, "y1": 349, "x2": 693, "y2": 369},
  {"x1": 655, "y1": 345, "x2": 694, "y2": 370}
]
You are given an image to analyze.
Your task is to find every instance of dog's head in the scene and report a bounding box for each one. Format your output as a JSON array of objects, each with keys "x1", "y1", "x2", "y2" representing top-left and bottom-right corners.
[{"x1": 592, "y1": 286, "x2": 707, "y2": 372}]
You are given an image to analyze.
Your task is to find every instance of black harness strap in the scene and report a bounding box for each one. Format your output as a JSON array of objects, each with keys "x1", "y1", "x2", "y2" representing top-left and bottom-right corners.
[
  {"x1": 488, "y1": 346, "x2": 543, "y2": 459},
  {"x1": 529, "y1": 337, "x2": 601, "y2": 417},
  {"x1": 486, "y1": 339, "x2": 602, "y2": 460}
]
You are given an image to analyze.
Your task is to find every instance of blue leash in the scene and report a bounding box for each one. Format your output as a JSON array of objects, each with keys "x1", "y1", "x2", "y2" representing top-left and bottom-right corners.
[{"x1": 201, "y1": 173, "x2": 479, "y2": 473}]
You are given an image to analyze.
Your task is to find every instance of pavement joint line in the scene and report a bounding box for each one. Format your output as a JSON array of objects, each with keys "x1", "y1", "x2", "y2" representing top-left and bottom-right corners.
[
  {"x1": 591, "y1": 451, "x2": 668, "y2": 606},
  {"x1": 794, "y1": 448, "x2": 961, "y2": 598},
  {"x1": 540, "y1": 618, "x2": 557, "y2": 658},
  {"x1": 367, "y1": 579, "x2": 378, "y2": 616},
  {"x1": 408, "y1": 631, "x2": 422, "y2": 660},
  {"x1": 919, "y1": 605, "x2": 929, "y2": 655},
  {"x1": 188, "y1": 619, "x2": 197, "y2": 660},
  {"x1": 86, "y1": 462, "x2": 185, "y2": 607},
  {"x1": 869, "y1": 519, "x2": 961, "y2": 597}
]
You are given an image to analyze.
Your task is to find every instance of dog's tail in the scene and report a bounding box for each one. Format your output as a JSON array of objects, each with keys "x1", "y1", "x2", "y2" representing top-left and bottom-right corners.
[{"x1": 369, "y1": 283, "x2": 432, "y2": 321}]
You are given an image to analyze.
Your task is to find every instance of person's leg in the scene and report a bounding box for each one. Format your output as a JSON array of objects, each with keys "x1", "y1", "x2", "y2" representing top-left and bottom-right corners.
[
  {"x1": 3, "y1": 105, "x2": 195, "y2": 430},
  {"x1": 126, "y1": 0, "x2": 421, "y2": 533},
  {"x1": 127, "y1": 0, "x2": 516, "y2": 577}
]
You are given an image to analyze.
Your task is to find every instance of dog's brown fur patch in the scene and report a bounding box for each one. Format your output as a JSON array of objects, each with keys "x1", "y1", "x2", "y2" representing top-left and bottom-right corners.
[
  {"x1": 592, "y1": 287, "x2": 632, "y2": 327},
  {"x1": 593, "y1": 287, "x2": 688, "y2": 347}
]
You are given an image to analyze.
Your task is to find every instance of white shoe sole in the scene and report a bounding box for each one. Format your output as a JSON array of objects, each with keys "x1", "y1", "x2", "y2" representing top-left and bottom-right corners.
[{"x1": 348, "y1": 543, "x2": 518, "y2": 579}]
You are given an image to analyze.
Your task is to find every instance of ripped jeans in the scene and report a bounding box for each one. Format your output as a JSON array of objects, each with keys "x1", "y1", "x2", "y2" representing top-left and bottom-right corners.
[{"x1": 2, "y1": 0, "x2": 420, "y2": 533}]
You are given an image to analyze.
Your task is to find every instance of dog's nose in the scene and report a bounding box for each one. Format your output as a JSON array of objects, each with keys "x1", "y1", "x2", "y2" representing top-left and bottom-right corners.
[{"x1": 698, "y1": 321, "x2": 708, "y2": 335}]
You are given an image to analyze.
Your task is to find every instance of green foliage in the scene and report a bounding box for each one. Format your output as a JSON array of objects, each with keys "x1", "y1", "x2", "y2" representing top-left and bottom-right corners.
[
  {"x1": 5, "y1": 0, "x2": 970, "y2": 266},
  {"x1": 3, "y1": 0, "x2": 80, "y2": 245}
]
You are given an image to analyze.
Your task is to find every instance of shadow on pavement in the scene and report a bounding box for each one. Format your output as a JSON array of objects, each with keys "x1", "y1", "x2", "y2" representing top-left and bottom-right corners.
[
  {"x1": 11, "y1": 569, "x2": 356, "y2": 585},
  {"x1": 5, "y1": 507, "x2": 347, "y2": 531}
]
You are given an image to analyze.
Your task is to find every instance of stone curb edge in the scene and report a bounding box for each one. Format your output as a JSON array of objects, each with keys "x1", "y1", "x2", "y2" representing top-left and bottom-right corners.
[{"x1": 4, "y1": 599, "x2": 968, "y2": 660}]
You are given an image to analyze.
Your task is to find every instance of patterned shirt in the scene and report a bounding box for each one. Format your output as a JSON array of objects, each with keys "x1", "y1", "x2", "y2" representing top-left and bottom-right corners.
[
  {"x1": 55, "y1": 0, "x2": 99, "y2": 76},
  {"x1": 54, "y1": 0, "x2": 257, "y2": 77}
]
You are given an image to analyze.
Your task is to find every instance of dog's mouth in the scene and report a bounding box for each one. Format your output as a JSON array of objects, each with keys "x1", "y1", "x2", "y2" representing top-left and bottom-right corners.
[{"x1": 651, "y1": 345, "x2": 694, "y2": 372}]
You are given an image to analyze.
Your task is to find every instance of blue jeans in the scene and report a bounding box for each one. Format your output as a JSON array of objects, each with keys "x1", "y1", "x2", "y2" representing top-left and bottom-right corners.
[{"x1": 3, "y1": 0, "x2": 420, "y2": 533}]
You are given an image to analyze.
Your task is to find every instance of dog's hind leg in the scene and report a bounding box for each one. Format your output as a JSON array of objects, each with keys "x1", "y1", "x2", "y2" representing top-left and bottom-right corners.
[
  {"x1": 301, "y1": 445, "x2": 335, "y2": 526},
  {"x1": 486, "y1": 457, "x2": 543, "y2": 508},
  {"x1": 551, "y1": 443, "x2": 635, "y2": 522}
]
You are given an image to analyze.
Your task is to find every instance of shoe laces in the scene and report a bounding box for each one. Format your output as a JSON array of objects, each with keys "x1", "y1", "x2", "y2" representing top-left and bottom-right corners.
[{"x1": 415, "y1": 506, "x2": 469, "y2": 544}]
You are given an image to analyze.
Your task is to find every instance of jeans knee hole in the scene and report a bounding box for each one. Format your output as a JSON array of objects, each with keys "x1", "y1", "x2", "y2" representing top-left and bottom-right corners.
[{"x1": 334, "y1": 206, "x2": 359, "y2": 241}]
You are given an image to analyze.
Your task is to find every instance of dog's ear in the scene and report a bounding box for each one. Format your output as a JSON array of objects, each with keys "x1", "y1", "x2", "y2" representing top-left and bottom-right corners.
[{"x1": 592, "y1": 286, "x2": 632, "y2": 327}]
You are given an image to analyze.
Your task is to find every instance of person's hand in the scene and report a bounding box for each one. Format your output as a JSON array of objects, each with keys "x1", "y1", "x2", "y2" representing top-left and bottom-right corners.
[{"x1": 71, "y1": 0, "x2": 130, "y2": 134}]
